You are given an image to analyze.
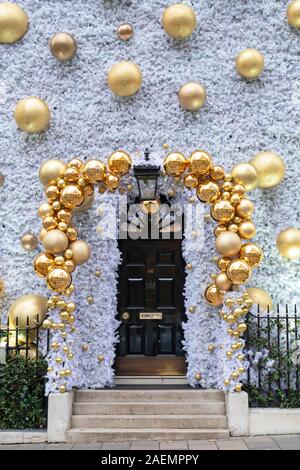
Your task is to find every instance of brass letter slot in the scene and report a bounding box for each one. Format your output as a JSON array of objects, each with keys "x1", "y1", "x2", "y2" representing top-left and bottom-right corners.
[{"x1": 139, "y1": 312, "x2": 163, "y2": 320}]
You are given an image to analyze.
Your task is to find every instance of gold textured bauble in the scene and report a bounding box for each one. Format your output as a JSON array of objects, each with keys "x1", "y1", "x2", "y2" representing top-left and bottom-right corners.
[
  {"x1": 57, "y1": 209, "x2": 72, "y2": 223},
  {"x1": 83, "y1": 160, "x2": 106, "y2": 183},
  {"x1": 39, "y1": 160, "x2": 66, "y2": 187},
  {"x1": 183, "y1": 173, "x2": 198, "y2": 189},
  {"x1": 246, "y1": 287, "x2": 272, "y2": 312},
  {"x1": 42, "y1": 229, "x2": 69, "y2": 255},
  {"x1": 162, "y1": 3, "x2": 196, "y2": 40},
  {"x1": 215, "y1": 231, "x2": 242, "y2": 257},
  {"x1": 231, "y1": 162, "x2": 258, "y2": 191},
  {"x1": 211, "y1": 200, "x2": 235, "y2": 223},
  {"x1": 178, "y1": 82, "x2": 206, "y2": 112},
  {"x1": 197, "y1": 180, "x2": 220, "y2": 203},
  {"x1": 235, "y1": 49, "x2": 264, "y2": 79},
  {"x1": 215, "y1": 272, "x2": 232, "y2": 292},
  {"x1": 14, "y1": 97, "x2": 50, "y2": 133},
  {"x1": 194, "y1": 372, "x2": 202, "y2": 381},
  {"x1": 238, "y1": 221, "x2": 256, "y2": 239},
  {"x1": 21, "y1": 232, "x2": 38, "y2": 251},
  {"x1": 211, "y1": 166, "x2": 225, "y2": 181},
  {"x1": 38, "y1": 202, "x2": 54, "y2": 218},
  {"x1": 8, "y1": 294, "x2": 47, "y2": 331},
  {"x1": 205, "y1": 284, "x2": 224, "y2": 306},
  {"x1": 251, "y1": 151, "x2": 285, "y2": 188},
  {"x1": 60, "y1": 184, "x2": 84, "y2": 208},
  {"x1": 189, "y1": 150, "x2": 212, "y2": 175},
  {"x1": 69, "y1": 240, "x2": 91, "y2": 265},
  {"x1": 34, "y1": 252, "x2": 54, "y2": 277},
  {"x1": 49, "y1": 32, "x2": 77, "y2": 61},
  {"x1": 117, "y1": 22, "x2": 134, "y2": 40},
  {"x1": 276, "y1": 228, "x2": 300, "y2": 260},
  {"x1": 107, "y1": 61, "x2": 142, "y2": 97},
  {"x1": 287, "y1": 0, "x2": 300, "y2": 28},
  {"x1": 226, "y1": 259, "x2": 252, "y2": 285},
  {"x1": 163, "y1": 152, "x2": 187, "y2": 176},
  {"x1": 0, "y1": 2, "x2": 28, "y2": 43},
  {"x1": 240, "y1": 243, "x2": 263, "y2": 267},
  {"x1": 47, "y1": 267, "x2": 72, "y2": 292},
  {"x1": 108, "y1": 151, "x2": 132, "y2": 176},
  {"x1": 236, "y1": 198, "x2": 254, "y2": 218}
]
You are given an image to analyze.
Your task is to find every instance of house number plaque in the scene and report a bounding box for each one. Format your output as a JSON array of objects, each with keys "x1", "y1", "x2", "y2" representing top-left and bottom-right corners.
[{"x1": 139, "y1": 312, "x2": 163, "y2": 320}]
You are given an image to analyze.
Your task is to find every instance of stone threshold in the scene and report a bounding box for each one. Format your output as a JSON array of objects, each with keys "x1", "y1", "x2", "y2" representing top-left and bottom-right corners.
[{"x1": 0, "y1": 430, "x2": 47, "y2": 444}]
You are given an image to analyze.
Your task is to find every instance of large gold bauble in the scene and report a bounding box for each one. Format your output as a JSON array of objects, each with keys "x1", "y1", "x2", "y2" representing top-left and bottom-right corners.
[
  {"x1": 178, "y1": 82, "x2": 206, "y2": 112},
  {"x1": 287, "y1": 0, "x2": 300, "y2": 28},
  {"x1": 49, "y1": 32, "x2": 77, "y2": 61},
  {"x1": 8, "y1": 294, "x2": 47, "y2": 330},
  {"x1": 107, "y1": 61, "x2": 142, "y2": 97},
  {"x1": 276, "y1": 228, "x2": 300, "y2": 260},
  {"x1": 197, "y1": 180, "x2": 220, "y2": 203},
  {"x1": 215, "y1": 231, "x2": 242, "y2": 257},
  {"x1": 238, "y1": 221, "x2": 256, "y2": 239},
  {"x1": 42, "y1": 229, "x2": 69, "y2": 255},
  {"x1": 21, "y1": 232, "x2": 38, "y2": 251},
  {"x1": 73, "y1": 193, "x2": 94, "y2": 213},
  {"x1": 240, "y1": 243, "x2": 263, "y2": 267},
  {"x1": 0, "y1": 2, "x2": 28, "y2": 43},
  {"x1": 163, "y1": 152, "x2": 187, "y2": 176},
  {"x1": 226, "y1": 259, "x2": 252, "y2": 285},
  {"x1": 205, "y1": 285, "x2": 224, "y2": 306},
  {"x1": 235, "y1": 49, "x2": 264, "y2": 79},
  {"x1": 183, "y1": 173, "x2": 198, "y2": 189},
  {"x1": 60, "y1": 184, "x2": 84, "y2": 208},
  {"x1": 14, "y1": 97, "x2": 50, "y2": 133},
  {"x1": 247, "y1": 287, "x2": 273, "y2": 312},
  {"x1": 162, "y1": 3, "x2": 196, "y2": 40},
  {"x1": 105, "y1": 173, "x2": 120, "y2": 190},
  {"x1": 231, "y1": 162, "x2": 258, "y2": 191},
  {"x1": 47, "y1": 267, "x2": 72, "y2": 292},
  {"x1": 69, "y1": 240, "x2": 91, "y2": 265},
  {"x1": 211, "y1": 200, "x2": 235, "y2": 223},
  {"x1": 108, "y1": 151, "x2": 132, "y2": 176},
  {"x1": 215, "y1": 272, "x2": 232, "y2": 292},
  {"x1": 236, "y1": 198, "x2": 254, "y2": 218},
  {"x1": 39, "y1": 159, "x2": 66, "y2": 187},
  {"x1": 189, "y1": 150, "x2": 212, "y2": 175},
  {"x1": 83, "y1": 160, "x2": 106, "y2": 182},
  {"x1": 34, "y1": 252, "x2": 54, "y2": 277},
  {"x1": 251, "y1": 151, "x2": 285, "y2": 188}
]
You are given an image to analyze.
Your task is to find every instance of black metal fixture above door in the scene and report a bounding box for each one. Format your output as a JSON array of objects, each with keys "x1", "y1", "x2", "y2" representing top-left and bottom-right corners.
[{"x1": 134, "y1": 150, "x2": 160, "y2": 202}]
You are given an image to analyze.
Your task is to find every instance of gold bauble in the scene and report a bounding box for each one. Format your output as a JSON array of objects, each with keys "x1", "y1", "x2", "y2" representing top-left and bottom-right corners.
[
  {"x1": 162, "y1": 3, "x2": 196, "y2": 40},
  {"x1": 226, "y1": 351, "x2": 233, "y2": 358},
  {"x1": 214, "y1": 225, "x2": 227, "y2": 237},
  {"x1": 65, "y1": 259, "x2": 76, "y2": 273},
  {"x1": 8, "y1": 294, "x2": 47, "y2": 330},
  {"x1": 21, "y1": 232, "x2": 38, "y2": 251},
  {"x1": 38, "y1": 202, "x2": 54, "y2": 218},
  {"x1": 246, "y1": 287, "x2": 272, "y2": 312},
  {"x1": 117, "y1": 22, "x2": 134, "y2": 40},
  {"x1": 69, "y1": 240, "x2": 91, "y2": 265},
  {"x1": 238, "y1": 221, "x2": 256, "y2": 239},
  {"x1": 236, "y1": 198, "x2": 254, "y2": 218},
  {"x1": 183, "y1": 173, "x2": 198, "y2": 189},
  {"x1": 211, "y1": 200, "x2": 235, "y2": 223},
  {"x1": 34, "y1": 252, "x2": 55, "y2": 277},
  {"x1": 235, "y1": 384, "x2": 242, "y2": 392},
  {"x1": 83, "y1": 160, "x2": 106, "y2": 183},
  {"x1": 217, "y1": 257, "x2": 230, "y2": 272},
  {"x1": 231, "y1": 162, "x2": 258, "y2": 191},
  {"x1": 237, "y1": 323, "x2": 247, "y2": 333},
  {"x1": 197, "y1": 180, "x2": 220, "y2": 203},
  {"x1": 42, "y1": 229, "x2": 69, "y2": 255},
  {"x1": 107, "y1": 61, "x2": 142, "y2": 97},
  {"x1": 223, "y1": 378, "x2": 230, "y2": 386},
  {"x1": 49, "y1": 32, "x2": 77, "y2": 61},
  {"x1": 235, "y1": 49, "x2": 264, "y2": 79},
  {"x1": 226, "y1": 259, "x2": 252, "y2": 285},
  {"x1": 240, "y1": 243, "x2": 263, "y2": 267},
  {"x1": 231, "y1": 372, "x2": 239, "y2": 380},
  {"x1": 39, "y1": 160, "x2": 66, "y2": 187},
  {"x1": 189, "y1": 150, "x2": 212, "y2": 175},
  {"x1": 108, "y1": 151, "x2": 132, "y2": 176},
  {"x1": 178, "y1": 82, "x2": 206, "y2": 112},
  {"x1": 205, "y1": 284, "x2": 224, "y2": 306},
  {"x1": 42, "y1": 318, "x2": 52, "y2": 329},
  {"x1": 57, "y1": 209, "x2": 72, "y2": 223},
  {"x1": 60, "y1": 184, "x2": 84, "y2": 208},
  {"x1": 47, "y1": 267, "x2": 72, "y2": 292},
  {"x1": 276, "y1": 228, "x2": 300, "y2": 260},
  {"x1": 215, "y1": 272, "x2": 232, "y2": 292},
  {"x1": 194, "y1": 372, "x2": 202, "y2": 381},
  {"x1": 97, "y1": 354, "x2": 104, "y2": 362},
  {"x1": 287, "y1": 0, "x2": 300, "y2": 28},
  {"x1": 211, "y1": 166, "x2": 225, "y2": 181},
  {"x1": 208, "y1": 344, "x2": 215, "y2": 353},
  {"x1": 215, "y1": 231, "x2": 242, "y2": 257},
  {"x1": 14, "y1": 97, "x2": 50, "y2": 133},
  {"x1": 251, "y1": 151, "x2": 285, "y2": 188},
  {"x1": 163, "y1": 152, "x2": 187, "y2": 177},
  {"x1": 0, "y1": 2, "x2": 28, "y2": 43}
]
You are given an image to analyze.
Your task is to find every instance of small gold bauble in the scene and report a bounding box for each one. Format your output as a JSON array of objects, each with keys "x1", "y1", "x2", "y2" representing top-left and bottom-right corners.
[
  {"x1": 211, "y1": 199, "x2": 235, "y2": 223},
  {"x1": 214, "y1": 225, "x2": 227, "y2": 237},
  {"x1": 226, "y1": 351, "x2": 233, "y2": 358},
  {"x1": 104, "y1": 173, "x2": 120, "y2": 190},
  {"x1": 69, "y1": 240, "x2": 91, "y2": 265},
  {"x1": 60, "y1": 184, "x2": 84, "y2": 208},
  {"x1": 34, "y1": 252, "x2": 54, "y2": 277},
  {"x1": 21, "y1": 232, "x2": 38, "y2": 251},
  {"x1": 251, "y1": 151, "x2": 285, "y2": 188},
  {"x1": 162, "y1": 3, "x2": 196, "y2": 40},
  {"x1": 207, "y1": 344, "x2": 215, "y2": 353},
  {"x1": 39, "y1": 159, "x2": 66, "y2": 187},
  {"x1": 197, "y1": 180, "x2": 220, "y2": 203},
  {"x1": 235, "y1": 48, "x2": 264, "y2": 79},
  {"x1": 8, "y1": 294, "x2": 47, "y2": 331},
  {"x1": 276, "y1": 228, "x2": 300, "y2": 260},
  {"x1": 0, "y1": 2, "x2": 28, "y2": 43},
  {"x1": 287, "y1": 0, "x2": 300, "y2": 28},
  {"x1": 0, "y1": 278, "x2": 5, "y2": 297},
  {"x1": 83, "y1": 159, "x2": 106, "y2": 182},
  {"x1": 236, "y1": 198, "x2": 254, "y2": 218},
  {"x1": 235, "y1": 384, "x2": 242, "y2": 392},
  {"x1": 163, "y1": 152, "x2": 187, "y2": 176},
  {"x1": 42, "y1": 229, "x2": 69, "y2": 255},
  {"x1": 95, "y1": 270, "x2": 102, "y2": 278},
  {"x1": 66, "y1": 226, "x2": 77, "y2": 241},
  {"x1": 178, "y1": 82, "x2": 206, "y2": 112},
  {"x1": 189, "y1": 150, "x2": 212, "y2": 175},
  {"x1": 59, "y1": 385, "x2": 66, "y2": 393},
  {"x1": 205, "y1": 284, "x2": 224, "y2": 306},
  {"x1": 223, "y1": 378, "x2": 230, "y2": 386},
  {"x1": 57, "y1": 209, "x2": 72, "y2": 223},
  {"x1": 231, "y1": 162, "x2": 258, "y2": 191},
  {"x1": 240, "y1": 243, "x2": 263, "y2": 267},
  {"x1": 117, "y1": 22, "x2": 134, "y2": 40},
  {"x1": 14, "y1": 97, "x2": 50, "y2": 133},
  {"x1": 226, "y1": 259, "x2": 252, "y2": 285},
  {"x1": 238, "y1": 221, "x2": 256, "y2": 239},
  {"x1": 225, "y1": 297, "x2": 235, "y2": 308},
  {"x1": 47, "y1": 267, "x2": 72, "y2": 292},
  {"x1": 210, "y1": 166, "x2": 225, "y2": 181},
  {"x1": 49, "y1": 32, "x2": 77, "y2": 61},
  {"x1": 231, "y1": 371, "x2": 239, "y2": 380},
  {"x1": 217, "y1": 257, "x2": 230, "y2": 272},
  {"x1": 43, "y1": 216, "x2": 57, "y2": 231},
  {"x1": 42, "y1": 318, "x2": 52, "y2": 329},
  {"x1": 188, "y1": 305, "x2": 196, "y2": 313},
  {"x1": 215, "y1": 231, "x2": 242, "y2": 257},
  {"x1": 97, "y1": 354, "x2": 104, "y2": 362},
  {"x1": 108, "y1": 151, "x2": 132, "y2": 176},
  {"x1": 186, "y1": 263, "x2": 193, "y2": 270},
  {"x1": 194, "y1": 372, "x2": 202, "y2": 381},
  {"x1": 82, "y1": 343, "x2": 89, "y2": 352},
  {"x1": 237, "y1": 323, "x2": 247, "y2": 333},
  {"x1": 87, "y1": 295, "x2": 94, "y2": 305},
  {"x1": 107, "y1": 61, "x2": 142, "y2": 97},
  {"x1": 183, "y1": 173, "x2": 198, "y2": 189}
]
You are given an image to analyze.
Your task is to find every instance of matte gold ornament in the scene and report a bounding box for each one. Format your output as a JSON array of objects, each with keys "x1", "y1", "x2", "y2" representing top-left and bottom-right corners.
[
  {"x1": 117, "y1": 22, "x2": 134, "y2": 40},
  {"x1": 107, "y1": 61, "x2": 142, "y2": 97},
  {"x1": 235, "y1": 48, "x2": 264, "y2": 78},
  {"x1": 49, "y1": 32, "x2": 77, "y2": 61},
  {"x1": 39, "y1": 160, "x2": 66, "y2": 187},
  {"x1": 236, "y1": 198, "x2": 254, "y2": 218},
  {"x1": 238, "y1": 221, "x2": 256, "y2": 239},
  {"x1": 178, "y1": 82, "x2": 206, "y2": 112},
  {"x1": 21, "y1": 232, "x2": 38, "y2": 251},
  {"x1": 251, "y1": 151, "x2": 285, "y2": 188},
  {"x1": 69, "y1": 240, "x2": 91, "y2": 265},
  {"x1": 287, "y1": 0, "x2": 300, "y2": 28},
  {"x1": 8, "y1": 294, "x2": 47, "y2": 330},
  {"x1": 38, "y1": 202, "x2": 54, "y2": 218},
  {"x1": 211, "y1": 199, "x2": 235, "y2": 223},
  {"x1": 163, "y1": 152, "x2": 187, "y2": 176},
  {"x1": 197, "y1": 180, "x2": 220, "y2": 203},
  {"x1": 183, "y1": 173, "x2": 198, "y2": 189},
  {"x1": 189, "y1": 150, "x2": 212, "y2": 175},
  {"x1": 42, "y1": 229, "x2": 69, "y2": 255},
  {"x1": 97, "y1": 354, "x2": 104, "y2": 362},
  {"x1": 215, "y1": 272, "x2": 232, "y2": 292},
  {"x1": 205, "y1": 284, "x2": 224, "y2": 306},
  {"x1": 14, "y1": 97, "x2": 50, "y2": 133},
  {"x1": 47, "y1": 267, "x2": 72, "y2": 292},
  {"x1": 246, "y1": 287, "x2": 272, "y2": 312},
  {"x1": 60, "y1": 184, "x2": 84, "y2": 208},
  {"x1": 194, "y1": 372, "x2": 202, "y2": 381},
  {"x1": 231, "y1": 162, "x2": 258, "y2": 191},
  {"x1": 226, "y1": 259, "x2": 252, "y2": 285},
  {"x1": 0, "y1": 2, "x2": 28, "y2": 43},
  {"x1": 108, "y1": 151, "x2": 132, "y2": 176},
  {"x1": 276, "y1": 228, "x2": 300, "y2": 260},
  {"x1": 240, "y1": 243, "x2": 263, "y2": 267},
  {"x1": 215, "y1": 231, "x2": 241, "y2": 257},
  {"x1": 162, "y1": 3, "x2": 196, "y2": 40}
]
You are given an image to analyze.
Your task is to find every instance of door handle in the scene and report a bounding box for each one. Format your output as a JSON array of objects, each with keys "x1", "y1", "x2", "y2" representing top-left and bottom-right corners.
[
  {"x1": 122, "y1": 311, "x2": 130, "y2": 320},
  {"x1": 147, "y1": 268, "x2": 154, "y2": 274}
]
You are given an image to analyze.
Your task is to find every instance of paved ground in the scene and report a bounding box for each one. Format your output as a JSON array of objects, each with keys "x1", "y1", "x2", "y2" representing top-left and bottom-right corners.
[{"x1": 0, "y1": 435, "x2": 300, "y2": 450}]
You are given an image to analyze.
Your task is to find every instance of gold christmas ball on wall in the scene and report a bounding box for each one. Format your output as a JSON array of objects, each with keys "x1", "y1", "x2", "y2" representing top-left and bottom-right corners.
[
  {"x1": 47, "y1": 267, "x2": 72, "y2": 292},
  {"x1": 69, "y1": 240, "x2": 91, "y2": 265},
  {"x1": 39, "y1": 160, "x2": 66, "y2": 187},
  {"x1": 73, "y1": 193, "x2": 94, "y2": 213},
  {"x1": 197, "y1": 180, "x2": 220, "y2": 203},
  {"x1": 240, "y1": 243, "x2": 263, "y2": 267},
  {"x1": 108, "y1": 151, "x2": 132, "y2": 176},
  {"x1": 38, "y1": 202, "x2": 54, "y2": 218},
  {"x1": 238, "y1": 221, "x2": 256, "y2": 239},
  {"x1": 211, "y1": 200, "x2": 235, "y2": 223},
  {"x1": 117, "y1": 22, "x2": 134, "y2": 40},
  {"x1": 14, "y1": 97, "x2": 50, "y2": 133},
  {"x1": 42, "y1": 229, "x2": 69, "y2": 255},
  {"x1": 107, "y1": 61, "x2": 142, "y2": 97},
  {"x1": 83, "y1": 160, "x2": 106, "y2": 183},
  {"x1": 164, "y1": 152, "x2": 187, "y2": 176},
  {"x1": 287, "y1": 0, "x2": 300, "y2": 28},
  {"x1": 231, "y1": 162, "x2": 258, "y2": 191},
  {"x1": 21, "y1": 233, "x2": 38, "y2": 251},
  {"x1": 189, "y1": 150, "x2": 212, "y2": 175},
  {"x1": 183, "y1": 173, "x2": 198, "y2": 189},
  {"x1": 246, "y1": 287, "x2": 273, "y2": 312},
  {"x1": 236, "y1": 198, "x2": 254, "y2": 218},
  {"x1": 215, "y1": 272, "x2": 232, "y2": 291},
  {"x1": 235, "y1": 48, "x2": 264, "y2": 79},
  {"x1": 205, "y1": 284, "x2": 224, "y2": 306},
  {"x1": 0, "y1": 2, "x2": 28, "y2": 43},
  {"x1": 215, "y1": 231, "x2": 242, "y2": 257},
  {"x1": 8, "y1": 294, "x2": 47, "y2": 329},
  {"x1": 178, "y1": 82, "x2": 206, "y2": 112},
  {"x1": 162, "y1": 3, "x2": 196, "y2": 40},
  {"x1": 49, "y1": 32, "x2": 77, "y2": 61},
  {"x1": 194, "y1": 372, "x2": 202, "y2": 381},
  {"x1": 105, "y1": 173, "x2": 120, "y2": 190},
  {"x1": 60, "y1": 184, "x2": 84, "y2": 208},
  {"x1": 251, "y1": 151, "x2": 285, "y2": 188},
  {"x1": 276, "y1": 228, "x2": 300, "y2": 260},
  {"x1": 226, "y1": 259, "x2": 252, "y2": 284}
]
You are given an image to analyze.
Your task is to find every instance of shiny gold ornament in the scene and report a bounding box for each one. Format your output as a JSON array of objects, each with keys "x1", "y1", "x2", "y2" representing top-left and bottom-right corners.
[
  {"x1": 231, "y1": 372, "x2": 239, "y2": 380},
  {"x1": 60, "y1": 311, "x2": 69, "y2": 321},
  {"x1": 105, "y1": 173, "x2": 120, "y2": 190},
  {"x1": 14, "y1": 97, "x2": 50, "y2": 133},
  {"x1": 73, "y1": 193, "x2": 95, "y2": 213},
  {"x1": 183, "y1": 173, "x2": 198, "y2": 189},
  {"x1": 228, "y1": 223, "x2": 239, "y2": 233},
  {"x1": 211, "y1": 199, "x2": 235, "y2": 223},
  {"x1": 38, "y1": 203, "x2": 53, "y2": 218},
  {"x1": 276, "y1": 228, "x2": 300, "y2": 260},
  {"x1": 205, "y1": 285, "x2": 224, "y2": 306},
  {"x1": 217, "y1": 257, "x2": 230, "y2": 272},
  {"x1": 240, "y1": 243, "x2": 263, "y2": 267},
  {"x1": 189, "y1": 150, "x2": 212, "y2": 175},
  {"x1": 215, "y1": 272, "x2": 232, "y2": 292},
  {"x1": 42, "y1": 318, "x2": 52, "y2": 329},
  {"x1": 69, "y1": 240, "x2": 91, "y2": 265},
  {"x1": 194, "y1": 372, "x2": 202, "y2": 381},
  {"x1": 82, "y1": 344, "x2": 89, "y2": 352},
  {"x1": 60, "y1": 184, "x2": 84, "y2": 208},
  {"x1": 87, "y1": 295, "x2": 94, "y2": 305},
  {"x1": 223, "y1": 378, "x2": 230, "y2": 386},
  {"x1": 68, "y1": 158, "x2": 82, "y2": 170},
  {"x1": 214, "y1": 225, "x2": 227, "y2": 237},
  {"x1": 222, "y1": 181, "x2": 232, "y2": 192},
  {"x1": 215, "y1": 231, "x2": 242, "y2": 257},
  {"x1": 46, "y1": 185, "x2": 60, "y2": 201},
  {"x1": 232, "y1": 162, "x2": 258, "y2": 191},
  {"x1": 251, "y1": 151, "x2": 285, "y2": 188},
  {"x1": 39, "y1": 160, "x2": 66, "y2": 187},
  {"x1": 49, "y1": 32, "x2": 77, "y2": 61},
  {"x1": 21, "y1": 232, "x2": 38, "y2": 251},
  {"x1": 188, "y1": 306, "x2": 196, "y2": 313},
  {"x1": 230, "y1": 194, "x2": 241, "y2": 206},
  {"x1": 163, "y1": 152, "x2": 187, "y2": 177},
  {"x1": 8, "y1": 294, "x2": 47, "y2": 331},
  {"x1": 225, "y1": 297, "x2": 235, "y2": 308},
  {"x1": 210, "y1": 166, "x2": 225, "y2": 181},
  {"x1": 235, "y1": 48, "x2": 264, "y2": 78},
  {"x1": 43, "y1": 216, "x2": 57, "y2": 230},
  {"x1": 186, "y1": 263, "x2": 193, "y2": 270},
  {"x1": 236, "y1": 199, "x2": 254, "y2": 219},
  {"x1": 64, "y1": 167, "x2": 79, "y2": 182},
  {"x1": 227, "y1": 314, "x2": 236, "y2": 324},
  {"x1": 65, "y1": 259, "x2": 76, "y2": 273},
  {"x1": 197, "y1": 180, "x2": 220, "y2": 203},
  {"x1": 237, "y1": 323, "x2": 247, "y2": 333},
  {"x1": 34, "y1": 252, "x2": 54, "y2": 277},
  {"x1": 237, "y1": 353, "x2": 245, "y2": 361},
  {"x1": 66, "y1": 226, "x2": 77, "y2": 241},
  {"x1": 226, "y1": 351, "x2": 233, "y2": 358},
  {"x1": 97, "y1": 354, "x2": 104, "y2": 362},
  {"x1": 107, "y1": 61, "x2": 142, "y2": 97},
  {"x1": 238, "y1": 221, "x2": 256, "y2": 239},
  {"x1": 162, "y1": 3, "x2": 196, "y2": 40},
  {"x1": 68, "y1": 352, "x2": 74, "y2": 360},
  {"x1": 117, "y1": 22, "x2": 134, "y2": 40},
  {"x1": 84, "y1": 160, "x2": 106, "y2": 182},
  {"x1": 246, "y1": 287, "x2": 272, "y2": 312},
  {"x1": 235, "y1": 384, "x2": 242, "y2": 392},
  {"x1": 232, "y1": 184, "x2": 246, "y2": 198},
  {"x1": 59, "y1": 385, "x2": 66, "y2": 393},
  {"x1": 208, "y1": 344, "x2": 215, "y2": 353},
  {"x1": 287, "y1": 0, "x2": 300, "y2": 28},
  {"x1": 47, "y1": 267, "x2": 72, "y2": 292},
  {"x1": 178, "y1": 82, "x2": 206, "y2": 112},
  {"x1": 0, "y1": 2, "x2": 28, "y2": 43},
  {"x1": 42, "y1": 229, "x2": 69, "y2": 255},
  {"x1": 226, "y1": 259, "x2": 252, "y2": 285},
  {"x1": 108, "y1": 151, "x2": 132, "y2": 176}
]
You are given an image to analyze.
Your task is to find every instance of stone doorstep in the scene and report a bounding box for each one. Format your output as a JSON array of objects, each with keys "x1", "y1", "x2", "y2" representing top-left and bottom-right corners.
[{"x1": 0, "y1": 431, "x2": 47, "y2": 445}]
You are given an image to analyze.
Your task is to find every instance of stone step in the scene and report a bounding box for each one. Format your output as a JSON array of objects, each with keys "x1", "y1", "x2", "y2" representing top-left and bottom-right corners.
[
  {"x1": 75, "y1": 389, "x2": 225, "y2": 403},
  {"x1": 73, "y1": 401, "x2": 226, "y2": 416},
  {"x1": 71, "y1": 414, "x2": 227, "y2": 429},
  {"x1": 66, "y1": 428, "x2": 230, "y2": 443}
]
